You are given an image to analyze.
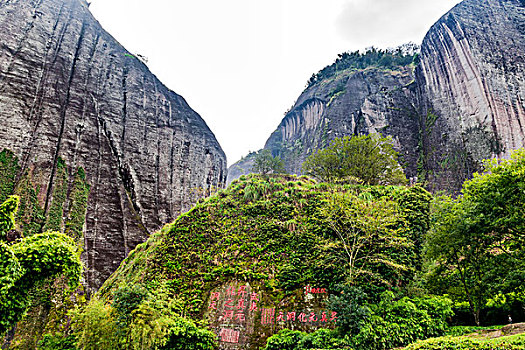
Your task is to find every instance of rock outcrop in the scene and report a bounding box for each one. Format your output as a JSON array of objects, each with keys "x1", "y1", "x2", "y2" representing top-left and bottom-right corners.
[
  {"x1": 229, "y1": 0, "x2": 525, "y2": 192},
  {"x1": 417, "y1": 0, "x2": 525, "y2": 190},
  {"x1": 0, "y1": 0, "x2": 226, "y2": 290}
]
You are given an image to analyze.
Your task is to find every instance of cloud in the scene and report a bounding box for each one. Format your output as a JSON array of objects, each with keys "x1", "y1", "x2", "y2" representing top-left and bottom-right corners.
[{"x1": 335, "y1": 0, "x2": 462, "y2": 49}]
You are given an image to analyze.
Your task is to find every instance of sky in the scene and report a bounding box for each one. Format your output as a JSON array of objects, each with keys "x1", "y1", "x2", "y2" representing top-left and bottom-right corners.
[{"x1": 89, "y1": 0, "x2": 462, "y2": 166}]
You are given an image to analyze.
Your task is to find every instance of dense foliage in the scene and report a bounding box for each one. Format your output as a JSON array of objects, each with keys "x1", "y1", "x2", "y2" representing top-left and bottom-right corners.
[
  {"x1": 71, "y1": 285, "x2": 216, "y2": 350},
  {"x1": 96, "y1": 174, "x2": 431, "y2": 349},
  {"x1": 306, "y1": 44, "x2": 419, "y2": 87},
  {"x1": 264, "y1": 292, "x2": 453, "y2": 350},
  {"x1": 404, "y1": 334, "x2": 525, "y2": 350},
  {"x1": 0, "y1": 196, "x2": 81, "y2": 335},
  {"x1": 252, "y1": 149, "x2": 286, "y2": 175},
  {"x1": 302, "y1": 135, "x2": 407, "y2": 185},
  {"x1": 424, "y1": 149, "x2": 525, "y2": 325}
]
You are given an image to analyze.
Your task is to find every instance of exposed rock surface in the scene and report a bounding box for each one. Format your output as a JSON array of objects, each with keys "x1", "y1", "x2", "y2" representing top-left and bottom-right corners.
[
  {"x1": 0, "y1": 0, "x2": 226, "y2": 290},
  {"x1": 417, "y1": 0, "x2": 525, "y2": 190},
  {"x1": 229, "y1": 0, "x2": 525, "y2": 191},
  {"x1": 228, "y1": 66, "x2": 421, "y2": 184}
]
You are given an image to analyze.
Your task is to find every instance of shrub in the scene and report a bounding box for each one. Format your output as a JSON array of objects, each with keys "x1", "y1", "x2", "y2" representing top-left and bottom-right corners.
[
  {"x1": 328, "y1": 285, "x2": 371, "y2": 336},
  {"x1": 265, "y1": 329, "x2": 307, "y2": 350},
  {"x1": 158, "y1": 317, "x2": 217, "y2": 350}
]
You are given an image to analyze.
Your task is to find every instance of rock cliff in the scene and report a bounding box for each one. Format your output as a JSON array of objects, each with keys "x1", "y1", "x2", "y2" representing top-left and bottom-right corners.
[
  {"x1": 0, "y1": 0, "x2": 226, "y2": 290},
  {"x1": 417, "y1": 0, "x2": 525, "y2": 190},
  {"x1": 229, "y1": 0, "x2": 525, "y2": 191}
]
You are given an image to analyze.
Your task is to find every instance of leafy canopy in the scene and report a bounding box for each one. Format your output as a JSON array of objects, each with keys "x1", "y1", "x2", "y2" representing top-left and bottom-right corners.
[
  {"x1": 0, "y1": 196, "x2": 81, "y2": 335},
  {"x1": 302, "y1": 134, "x2": 407, "y2": 185},
  {"x1": 320, "y1": 191, "x2": 410, "y2": 285},
  {"x1": 0, "y1": 195, "x2": 19, "y2": 241},
  {"x1": 252, "y1": 149, "x2": 286, "y2": 175},
  {"x1": 424, "y1": 148, "x2": 525, "y2": 325}
]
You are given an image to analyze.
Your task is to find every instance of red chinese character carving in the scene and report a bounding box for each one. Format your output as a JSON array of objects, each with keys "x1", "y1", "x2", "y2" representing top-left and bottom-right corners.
[
  {"x1": 287, "y1": 312, "x2": 296, "y2": 321},
  {"x1": 331, "y1": 311, "x2": 338, "y2": 322},
  {"x1": 211, "y1": 292, "x2": 220, "y2": 300},
  {"x1": 249, "y1": 301, "x2": 258, "y2": 312},
  {"x1": 320, "y1": 312, "x2": 328, "y2": 322},
  {"x1": 250, "y1": 292, "x2": 259, "y2": 301},
  {"x1": 219, "y1": 328, "x2": 240, "y2": 343},
  {"x1": 237, "y1": 298, "x2": 246, "y2": 310},
  {"x1": 226, "y1": 287, "x2": 236, "y2": 297},
  {"x1": 309, "y1": 312, "x2": 318, "y2": 322},
  {"x1": 235, "y1": 312, "x2": 246, "y2": 323},
  {"x1": 311, "y1": 288, "x2": 319, "y2": 293},
  {"x1": 298, "y1": 312, "x2": 308, "y2": 322},
  {"x1": 261, "y1": 308, "x2": 275, "y2": 325},
  {"x1": 276, "y1": 311, "x2": 285, "y2": 322},
  {"x1": 320, "y1": 288, "x2": 326, "y2": 293},
  {"x1": 224, "y1": 298, "x2": 234, "y2": 309},
  {"x1": 237, "y1": 285, "x2": 247, "y2": 298},
  {"x1": 208, "y1": 301, "x2": 217, "y2": 310},
  {"x1": 223, "y1": 310, "x2": 234, "y2": 320}
]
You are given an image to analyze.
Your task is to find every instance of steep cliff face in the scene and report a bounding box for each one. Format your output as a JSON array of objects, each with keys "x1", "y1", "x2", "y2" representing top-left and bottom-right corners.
[
  {"x1": 0, "y1": 0, "x2": 226, "y2": 289},
  {"x1": 229, "y1": 0, "x2": 525, "y2": 191},
  {"x1": 228, "y1": 65, "x2": 421, "y2": 184},
  {"x1": 417, "y1": 0, "x2": 525, "y2": 190}
]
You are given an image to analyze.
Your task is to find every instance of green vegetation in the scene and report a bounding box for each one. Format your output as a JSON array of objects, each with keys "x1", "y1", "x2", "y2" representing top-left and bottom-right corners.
[
  {"x1": 307, "y1": 44, "x2": 419, "y2": 87},
  {"x1": 0, "y1": 196, "x2": 81, "y2": 335},
  {"x1": 1, "y1": 141, "x2": 524, "y2": 349},
  {"x1": 302, "y1": 134, "x2": 407, "y2": 185},
  {"x1": 265, "y1": 292, "x2": 453, "y2": 350},
  {"x1": 90, "y1": 174, "x2": 431, "y2": 349},
  {"x1": 252, "y1": 149, "x2": 286, "y2": 175},
  {"x1": 424, "y1": 149, "x2": 525, "y2": 325},
  {"x1": 404, "y1": 333, "x2": 525, "y2": 349},
  {"x1": 71, "y1": 285, "x2": 216, "y2": 350}
]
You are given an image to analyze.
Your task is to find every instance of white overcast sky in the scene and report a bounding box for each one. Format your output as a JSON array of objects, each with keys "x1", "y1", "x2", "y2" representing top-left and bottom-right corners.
[{"x1": 89, "y1": 0, "x2": 462, "y2": 166}]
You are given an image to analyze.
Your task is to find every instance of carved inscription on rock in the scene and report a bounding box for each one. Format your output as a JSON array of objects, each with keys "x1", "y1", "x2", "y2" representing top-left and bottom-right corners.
[{"x1": 205, "y1": 282, "x2": 336, "y2": 349}]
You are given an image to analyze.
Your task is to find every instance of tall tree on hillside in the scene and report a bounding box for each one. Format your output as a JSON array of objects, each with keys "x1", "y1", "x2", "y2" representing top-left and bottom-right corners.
[
  {"x1": 253, "y1": 149, "x2": 286, "y2": 175},
  {"x1": 424, "y1": 149, "x2": 525, "y2": 325},
  {"x1": 320, "y1": 192, "x2": 410, "y2": 286},
  {"x1": 302, "y1": 134, "x2": 407, "y2": 185}
]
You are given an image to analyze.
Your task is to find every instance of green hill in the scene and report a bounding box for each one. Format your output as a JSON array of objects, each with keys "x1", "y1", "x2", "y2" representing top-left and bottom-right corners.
[{"x1": 96, "y1": 174, "x2": 431, "y2": 349}]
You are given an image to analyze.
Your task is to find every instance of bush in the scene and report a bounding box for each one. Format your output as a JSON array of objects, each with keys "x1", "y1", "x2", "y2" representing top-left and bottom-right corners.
[
  {"x1": 264, "y1": 293, "x2": 453, "y2": 350},
  {"x1": 158, "y1": 317, "x2": 216, "y2": 350},
  {"x1": 353, "y1": 292, "x2": 453, "y2": 349},
  {"x1": 328, "y1": 285, "x2": 371, "y2": 335},
  {"x1": 404, "y1": 335, "x2": 525, "y2": 350},
  {"x1": 38, "y1": 334, "x2": 77, "y2": 350},
  {"x1": 265, "y1": 329, "x2": 307, "y2": 350}
]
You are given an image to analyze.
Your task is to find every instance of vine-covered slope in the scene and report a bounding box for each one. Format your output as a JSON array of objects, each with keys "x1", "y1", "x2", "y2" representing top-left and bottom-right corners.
[{"x1": 99, "y1": 175, "x2": 431, "y2": 349}]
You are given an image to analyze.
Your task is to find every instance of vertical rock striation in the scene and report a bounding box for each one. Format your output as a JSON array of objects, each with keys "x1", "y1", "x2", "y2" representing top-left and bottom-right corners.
[
  {"x1": 417, "y1": 0, "x2": 525, "y2": 190},
  {"x1": 228, "y1": 65, "x2": 421, "y2": 185},
  {"x1": 229, "y1": 0, "x2": 525, "y2": 192},
  {"x1": 0, "y1": 0, "x2": 226, "y2": 290}
]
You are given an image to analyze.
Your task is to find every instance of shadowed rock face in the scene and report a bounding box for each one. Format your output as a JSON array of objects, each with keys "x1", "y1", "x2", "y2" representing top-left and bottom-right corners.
[
  {"x1": 417, "y1": 0, "x2": 525, "y2": 190},
  {"x1": 0, "y1": 0, "x2": 226, "y2": 289},
  {"x1": 229, "y1": 0, "x2": 525, "y2": 192}
]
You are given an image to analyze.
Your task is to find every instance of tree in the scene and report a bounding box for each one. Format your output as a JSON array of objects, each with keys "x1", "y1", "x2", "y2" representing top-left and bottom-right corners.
[
  {"x1": 302, "y1": 134, "x2": 407, "y2": 185},
  {"x1": 252, "y1": 149, "x2": 286, "y2": 175},
  {"x1": 0, "y1": 196, "x2": 81, "y2": 335},
  {"x1": 320, "y1": 191, "x2": 410, "y2": 286},
  {"x1": 424, "y1": 148, "x2": 525, "y2": 325}
]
